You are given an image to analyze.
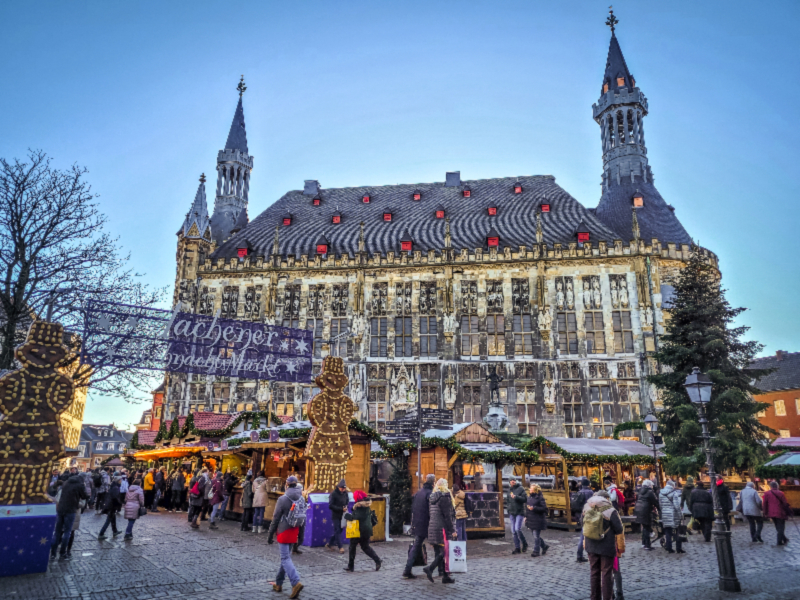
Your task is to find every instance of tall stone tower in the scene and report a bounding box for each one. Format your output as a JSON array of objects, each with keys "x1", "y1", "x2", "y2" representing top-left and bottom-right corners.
[
  {"x1": 174, "y1": 174, "x2": 212, "y2": 308},
  {"x1": 592, "y1": 10, "x2": 691, "y2": 246},
  {"x1": 209, "y1": 77, "x2": 253, "y2": 246}
]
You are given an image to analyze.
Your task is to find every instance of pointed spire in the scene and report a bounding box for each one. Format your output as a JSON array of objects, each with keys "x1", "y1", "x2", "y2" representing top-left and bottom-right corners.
[
  {"x1": 631, "y1": 206, "x2": 641, "y2": 241},
  {"x1": 225, "y1": 95, "x2": 249, "y2": 153},
  {"x1": 180, "y1": 174, "x2": 210, "y2": 238},
  {"x1": 602, "y1": 8, "x2": 634, "y2": 92},
  {"x1": 535, "y1": 212, "x2": 543, "y2": 244}
]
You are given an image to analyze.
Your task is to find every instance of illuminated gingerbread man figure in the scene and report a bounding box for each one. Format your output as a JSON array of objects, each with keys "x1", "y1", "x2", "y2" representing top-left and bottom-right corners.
[
  {"x1": 305, "y1": 356, "x2": 355, "y2": 493},
  {"x1": 0, "y1": 322, "x2": 74, "y2": 505}
]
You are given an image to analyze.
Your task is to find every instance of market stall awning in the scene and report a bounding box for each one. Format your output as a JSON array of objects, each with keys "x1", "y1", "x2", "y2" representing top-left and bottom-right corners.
[
  {"x1": 771, "y1": 437, "x2": 800, "y2": 448},
  {"x1": 544, "y1": 437, "x2": 665, "y2": 457},
  {"x1": 132, "y1": 446, "x2": 204, "y2": 460},
  {"x1": 763, "y1": 452, "x2": 800, "y2": 467}
]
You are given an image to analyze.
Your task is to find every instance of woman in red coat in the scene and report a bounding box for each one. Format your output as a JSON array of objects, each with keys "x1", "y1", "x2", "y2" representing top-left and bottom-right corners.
[{"x1": 762, "y1": 481, "x2": 793, "y2": 546}]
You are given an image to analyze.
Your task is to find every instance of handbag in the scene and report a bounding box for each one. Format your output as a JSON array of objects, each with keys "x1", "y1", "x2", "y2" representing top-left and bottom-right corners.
[
  {"x1": 346, "y1": 518, "x2": 360, "y2": 539},
  {"x1": 138, "y1": 506, "x2": 147, "y2": 517},
  {"x1": 370, "y1": 510, "x2": 378, "y2": 527},
  {"x1": 408, "y1": 541, "x2": 428, "y2": 566}
]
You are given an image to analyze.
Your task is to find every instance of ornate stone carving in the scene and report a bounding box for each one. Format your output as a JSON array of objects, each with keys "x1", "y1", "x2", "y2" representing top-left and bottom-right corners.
[
  {"x1": 395, "y1": 282, "x2": 412, "y2": 314},
  {"x1": 443, "y1": 312, "x2": 458, "y2": 338},
  {"x1": 331, "y1": 284, "x2": 348, "y2": 317},
  {"x1": 198, "y1": 286, "x2": 216, "y2": 316},
  {"x1": 243, "y1": 285, "x2": 262, "y2": 320},
  {"x1": 487, "y1": 280, "x2": 503, "y2": 313},
  {"x1": 371, "y1": 282, "x2": 388, "y2": 315},
  {"x1": 537, "y1": 307, "x2": 552, "y2": 341},
  {"x1": 419, "y1": 281, "x2": 436, "y2": 314},
  {"x1": 461, "y1": 280, "x2": 478, "y2": 314},
  {"x1": 389, "y1": 363, "x2": 416, "y2": 411},
  {"x1": 443, "y1": 365, "x2": 456, "y2": 410},
  {"x1": 512, "y1": 279, "x2": 530, "y2": 314}
]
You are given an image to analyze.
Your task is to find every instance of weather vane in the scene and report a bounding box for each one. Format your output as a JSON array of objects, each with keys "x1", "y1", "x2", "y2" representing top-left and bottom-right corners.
[
  {"x1": 606, "y1": 6, "x2": 619, "y2": 33},
  {"x1": 200, "y1": 173, "x2": 206, "y2": 183},
  {"x1": 237, "y1": 75, "x2": 247, "y2": 98}
]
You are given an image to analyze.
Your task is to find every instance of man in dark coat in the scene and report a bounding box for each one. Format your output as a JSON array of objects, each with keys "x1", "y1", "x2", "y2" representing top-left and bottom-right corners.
[
  {"x1": 715, "y1": 477, "x2": 733, "y2": 531},
  {"x1": 402, "y1": 474, "x2": 437, "y2": 579},
  {"x1": 690, "y1": 481, "x2": 714, "y2": 542},
  {"x1": 633, "y1": 479, "x2": 660, "y2": 550},
  {"x1": 573, "y1": 477, "x2": 595, "y2": 563},
  {"x1": 508, "y1": 477, "x2": 528, "y2": 553},
  {"x1": 50, "y1": 474, "x2": 88, "y2": 560},
  {"x1": 97, "y1": 477, "x2": 123, "y2": 539},
  {"x1": 326, "y1": 479, "x2": 349, "y2": 553}
]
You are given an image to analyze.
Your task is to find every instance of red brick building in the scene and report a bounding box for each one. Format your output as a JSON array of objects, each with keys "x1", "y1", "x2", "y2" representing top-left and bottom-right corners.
[{"x1": 751, "y1": 351, "x2": 800, "y2": 440}]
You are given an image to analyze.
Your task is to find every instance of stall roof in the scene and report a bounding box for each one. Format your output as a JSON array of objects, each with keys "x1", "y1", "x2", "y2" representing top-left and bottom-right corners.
[
  {"x1": 544, "y1": 437, "x2": 665, "y2": 457},
  {"x1": 771, "y1": 437, "x2": 800, "y2": 448},
  {"x1": 461, "y1": 442, "x2": 520, "y2": 453},
  {"x1": 422, "y1": 423, "x2": 472, "y2": 439},
  {"x1": 764, "y1": 452, "x2": 800, "y2": 467}
]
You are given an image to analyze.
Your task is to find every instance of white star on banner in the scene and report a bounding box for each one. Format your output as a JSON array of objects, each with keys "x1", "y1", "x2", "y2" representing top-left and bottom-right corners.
[
  {"x1": 294, "y1": 339, "x2": 309, "y2": 354},
  {"x1": 125, "y1": 316, "x2": 140, "y2": 329},
  {"x1": 96, "y1": 314, "x2": 113, "y2": 332},
  {"x1": 280, "y1": 340, "x2": 289, "y2": 352},
  {"x1": 103, "y1": 346, "x2": 116, "y2": 362},
  {"x1": 285, "y1": 361, "x2": 298, "y2": 375}
]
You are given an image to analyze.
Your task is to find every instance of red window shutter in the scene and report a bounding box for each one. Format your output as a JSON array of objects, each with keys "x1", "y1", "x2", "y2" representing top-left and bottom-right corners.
[
  {"x1": 487, "y1": 237, "x2": 499, "y2": 247},
  {"x1": 578, "y1": 232, "x2": 590, "y2": 243},
  {"x1": 436, "y1": 210, "x2": 444, "y2": 219},
  {"x1": 283, "y1": 218, "x2": 291, "y2": 226},
  {"x1": 541, "y1": 204, "x2": 550, "y2": 213},
  {"x1": 332, "y1": 216, "x2": 341, "y2": 224},
  {"x1": 514, "y1": 186, "x2": 522, "y2": 194},
  {"x1": 413, "y1": 193, "x2": 421, "y2": 200},
  {"x1": 384, "y1": 213, "x2": 392, "y2": 222},
  {"x1": 237, "y1": 248, "x2": 248, "y2": 258},
  {"x1": 463, "y1": 190, "x2": 471, "y2": 198},
  {"x1": 401, "y1": 241, "x2": 412, "y2": 251},
  {"x1": 363, "y1": 196, "x2": 370, "y2": 203},
  {"x1": 313, "y1": 198, "x2": 320, "y2": 206},
  {"x1": 488, "y1": 207, "x2": 497, "y2": 216},
  {"x1": 316, "y1": 244, "x2": 328, "y2": 254}
]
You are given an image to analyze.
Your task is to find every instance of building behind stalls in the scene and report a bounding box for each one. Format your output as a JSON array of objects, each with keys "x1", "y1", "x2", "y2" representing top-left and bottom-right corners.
[
  {"x1": 160, "y1": 18, "x2": 718, "y2": 441},
  {"x1": 750, "y1": 351, "x2": 800, "y2": 440}
]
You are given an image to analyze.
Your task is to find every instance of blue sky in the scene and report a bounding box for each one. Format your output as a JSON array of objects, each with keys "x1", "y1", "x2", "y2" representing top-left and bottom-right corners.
[{"x1": 2, "y1": 1, "x2": 798, "y2": 430}]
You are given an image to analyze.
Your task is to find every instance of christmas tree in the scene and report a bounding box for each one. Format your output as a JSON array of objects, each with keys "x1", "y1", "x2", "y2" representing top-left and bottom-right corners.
[
  {"x1": 387, "y1": 455, "x2": 412, "y2": 534},
  {"x1": 648, "y1": 248, "x2": 774, "y2": 474}
]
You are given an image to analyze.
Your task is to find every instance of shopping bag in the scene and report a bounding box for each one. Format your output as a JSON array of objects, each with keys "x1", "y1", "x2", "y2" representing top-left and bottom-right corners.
[
  {"x1": 346, "y1": 519, "x2": 360, "y2": 539},
  {"x1": 408, "y1": 541, "x2": 427, "y2": 566},
  {"x1": 444, "y1": 538, "x2": 467, "y2": 573}
]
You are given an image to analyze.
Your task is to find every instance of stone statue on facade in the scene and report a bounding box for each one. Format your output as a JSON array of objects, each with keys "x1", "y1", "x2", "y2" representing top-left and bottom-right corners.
[
  {"x1": 610, "y1": 278, "x2": 619, "y2": 308},
  {"x1": 486, "y1": 365, "x2": 504, "y2": 406},
  {"x1": 566, "y1": 280, "x2": 574, "y2": 310},
  {"x1": 582, "y1": 279, "x2": 592, "y2": 309},
  {"x1": 619, "y1": 279, "x2": 629, "y2": 307},
  {"x1": 556, "y1": 280, "x2": 564, "y2": 309},
  {"x1": 592, "y1": 277, "x2": 602, "y2": 308}
]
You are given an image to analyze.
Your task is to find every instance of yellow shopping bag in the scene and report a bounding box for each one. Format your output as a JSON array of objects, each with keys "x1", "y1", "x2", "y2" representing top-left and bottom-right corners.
[{"x1": 346, "y1": 518, "x2": 360, "y2": 539}]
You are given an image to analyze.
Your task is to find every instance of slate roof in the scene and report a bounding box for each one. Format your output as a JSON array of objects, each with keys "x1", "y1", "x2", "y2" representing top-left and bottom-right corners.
[
  {"x1": 225, "y1": 97, "x2": 248, "y2": 153},
  {"x1": 595, "y1": 179, "x2": 692, "y2": 246},
  {"x1": 544, "y1": 437, "x2": 665, "y2": 457},
  {"x1": 162, "y1": 412, "x2": 239, "y2": 435},
  {"x1": 749, "y1": 352, "x2": 800, "y2": 392},
  {"x1": 213, "y1": 175, "x2": 622, "y2": 260},
  {"x1": 137, "y1": 430, "x2": 158, "y2": 445},
  {"x1": 603, "y1": 33, "x2": 635, "y2": 93},
  {"x1": 79, "y1": 425, "x2": 132, "y2": 444}
]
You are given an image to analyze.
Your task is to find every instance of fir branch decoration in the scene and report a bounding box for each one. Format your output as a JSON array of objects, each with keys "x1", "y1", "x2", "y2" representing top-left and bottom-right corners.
[{"x1": 612, "y1": 421, "x2": 646, "y2": 440}]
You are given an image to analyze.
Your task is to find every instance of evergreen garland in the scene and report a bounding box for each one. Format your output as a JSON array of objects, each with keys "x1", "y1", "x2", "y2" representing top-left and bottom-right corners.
[
  {"x1": 153, "y1": 421, "x2": 168, "y2": 443},
  {"x1": 612, "y1": 421, "x2": 646, "y2": 440}
]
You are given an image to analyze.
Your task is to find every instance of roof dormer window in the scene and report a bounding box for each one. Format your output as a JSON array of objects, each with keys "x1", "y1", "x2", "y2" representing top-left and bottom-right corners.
[
  {"x1": 315, "y1": 235, "x2": 329, "y2": 255},
  {"x1": 413, "y1": 191, "x2": 421, "y2": 201},
  {"x1": 362, "y1": 194, "x2": 370, "y2": 204},
  {"x1": 541, "y1": 203, "x2": 550, "y2": 213},
  {"x1": 514, "y1": 184, "x2": 522, "y2": 194},
  {"x1": 617, "y1": 77, "x2": 625, "y2": 87},
  {"x1": 603, "y1": 82, "x2": 609, "y2": 93},
  {"x1": 463, "y1": 188, "x2": 471, "y2": 198},
  {"x1": 400, "y1": 230, "x2": 413, "y2": 252},
  {"x1": 237, "y1": 248, "x2": 248, "y2": 258},
  {"x1": 487, "y1": 227, "x2": 500, "y2": 248},
  {"x1": 312, "y1": 196, "x2": 321, "y2": 206},
  {"x1": 632, "y1": 193, "x2": 644, "y2": 208},
  {"x1": 577, "y1": 232, "x2": 590, "y2": 243},
  {"x1": 435, "y1": 204, "x2": 445, "y2": 219},
  {"x1": 332, "y1": 212, "x2": 341, "y2": 224},
  {"x1": 383, "y1": 212, "x2": 392, "y2": 222},
  {"x1": 487, "y1": 207, "x2": 497, "y2": 216},
  {"x1": 283, "y1": 213, "x2": 292, "y2": 226}
]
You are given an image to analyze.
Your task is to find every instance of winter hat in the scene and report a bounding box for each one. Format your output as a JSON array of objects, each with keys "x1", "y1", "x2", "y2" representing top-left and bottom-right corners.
[
  {"x1": 594, "y1": 490, "x2": 610, "y2": 499},
  {"x1": 686, "y1": 476, "x2": 694, "y2": 485},
  {"x1": 581, "y1": 477, "x2": 590, "y2": 487},
  {"x1": 716, "y1": 478, "x2": 724, "y2": 486},
  {"x1": 353, "y1": 490, "x2": 368, "y2": 502},
  {"x1": 286, "y1": 475, "x2": 298, "y2": 485},
  {"x1": 642, "y1": 479, "x2": 654, "y2": 488},
  {"x1": 337, "y1": 479, "x2": 347, "y2": 489}
]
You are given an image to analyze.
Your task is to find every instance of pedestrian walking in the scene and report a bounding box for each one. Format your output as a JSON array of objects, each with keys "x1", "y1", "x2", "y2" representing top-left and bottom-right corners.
[
  {"x1": 221, "y1": 471, "x2": 237, "y2": 518},
  {"x1": 762, "y1": 481, "x2": 792, "y2": 546},
  {"x1": 453, "y1": 484, "x2": 468, "y2": 542},
  {"x1": 208, "y1": 472, "x2": 225, "y2": 529},
  {"x1": 50, "y1": 473, "x2": 88, "y2": 560},
  {"x1": 251, "y1": 472, "x2": 269, "y2": 532},
  {"x1": 739, "y1": 481, "x2": 764, "y2": 542},
  {"x1": 326, "y1": 479, "x2": 349, "y2": 553},
  {"x1": 123, "y1": 479, "x2": 146, "y2": 540},
  {"x1": 170, "y1": 469, "x2": 185, "y2": 512},
  {"x1": 634, "y1": 479, "x2": 659, "y2": 550},
  {"x1": 143, "y1": 468, "x2": 156, "y2": 511},
  {"x1": 97, "y1": 476, "x2": 123, "y2": 539},
  {"x1": 266, "y1": 475, "x2": 305, "y2": 599},
  {"x1": 402, "y1": 474, "x2": 436, "y2": 579},
  {"x1": 658, "y1": 479, "x2": 685, "y2": 554},
  {"x1": 507, "y1": 476, "x2": 528, "y2": 554},
  {"x1": 422, "y1": 479, "x2": 456, "y2": 584},
  {"x1": 343, "y1": 489, "x2": 381, "y2": 573},
  {"x1": 525, "y1": 483, "x2": 549, "y2": 557},
  {"x1": 189, "y1": 469, "x2": 208, "y2": 529},
  {"x1": 95, "y1": 468, "x2": 110, "y2": 515},
  {"x1": 573, "y1": 477, "x2": 595, "y2": 563},
  {"x1": 690, "y1": 481, "x2": 714, "y2": 542},
  {"x1": 240, "y1": 474, "x2": 254, "y2": 531},
  {"x1": 584, "y1": 491, "x2": 624, "y2": 600},
  {"x1": 716, "y1": 476, "x2": 732, "y2": 531}
]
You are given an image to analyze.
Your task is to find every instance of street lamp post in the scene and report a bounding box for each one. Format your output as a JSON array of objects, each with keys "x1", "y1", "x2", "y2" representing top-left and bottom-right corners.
[
  {"x1": 643, "y1": 412, "x2": 661, "y2": 488},
  {"x1": 684, "y1": 367, "x2": 741, "y2": 593}
]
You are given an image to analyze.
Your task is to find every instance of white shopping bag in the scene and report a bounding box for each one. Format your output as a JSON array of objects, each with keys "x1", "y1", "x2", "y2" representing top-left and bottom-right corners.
[{"x1": 444, "y1": 538, "x2": 467, "y2": 573}]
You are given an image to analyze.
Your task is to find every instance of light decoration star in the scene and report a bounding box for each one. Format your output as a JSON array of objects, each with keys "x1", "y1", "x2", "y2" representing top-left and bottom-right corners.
[
  {"x1": 39, "y1": 537, "x2": 48, "y2": 545},
  {"x1": 95, "y1": 314, "x2": 113, "y2": 332},
  {"x1": 17, "y1": 548, "x2": 24, "y2": 555},
  {"x1": 294, "y1": 339, "x2": 309, "y2": 354},
  {"x1": 280, "y1": 340, "x2": 289, "y2": 352},
  {"x1": 125, "y1": 316, "x2": 140, "y2": 329},
  {"x1": 285, "y1": 361, "x2": 298, "y2": 375}
]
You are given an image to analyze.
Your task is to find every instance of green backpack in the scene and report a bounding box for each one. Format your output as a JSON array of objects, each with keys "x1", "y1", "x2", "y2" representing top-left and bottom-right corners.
[{"x1": 582, "y1": 505, "x2": 609, "y2": 540}]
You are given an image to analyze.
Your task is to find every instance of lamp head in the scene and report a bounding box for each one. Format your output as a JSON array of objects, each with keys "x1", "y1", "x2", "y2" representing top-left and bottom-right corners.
[
  {"x1": 684, "y1": 367, "x2": 713, "y2": 404},
  {"x1": 644, "y1": 412, "x2": 659, "y2": 433}
]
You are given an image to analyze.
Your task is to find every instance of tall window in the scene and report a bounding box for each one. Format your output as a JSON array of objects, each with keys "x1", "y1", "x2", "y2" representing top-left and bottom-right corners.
[
  {"x1": 590, "y1": 385, "x2": 613, "y2": 438},
  {"x1": 329, "y1": 318, "x2": 348, "y2": 357},
  {"x1": 221, "y1": 286, "x2": 239, "y2": 319},
  {"x1": 368, "y1": 386, "x2": 387, "y2": 431},
  {"x1": 617, "y1": 384, "x2": 641, "y2": 426},
  {"x1": 612, "y1": 311, "x2": 634, "y2": 353},
  {"x1": 370, "y1": 318, "x2": 388, "y2": 357},
  {"x1": 513, "y1": 314, "x2": 535, "y2": 356},
  {"x1": 307, "y1": 319, "x2": 323, "y2": 358},
  {"x1": 420, "y1": 316, "x2": 438, "y2": 357},
  {"x1": 274, "y1": 387, "x2": 294, "y2": 417},
  {"x1": 394, "y1": 316, "x2": 412, "y2": 358},
  {"x1": 557, "y1": 312, "x2": 578, "y2": 354},
  {"x1": 487, "y1": 314, "x2": 505, "y2": 356},
  {"x1": 462, "y1": 385, "x2": 482, "y2": 422},
  {"x1": 516, "y1": 386, "x2": 536, "y2": 434},
  {"x1": 282, "y1": 285, "x2": 300, "y2": 328},
  {"x1": 420, "y1": 384, "x2": 439, "y2": 409},
  {"x1": 562, "y1": 383, "x2": 583, "y2": 438},
  {"x1": 584, "y1": 312, "x2": 606, "y2": 354},
  {"x1": 796, "y1": 399, "x2": 800, "y2": 415},
  {"x1": 460, "y1": 316, "x2": 479, "y2": 356},
  {"x1": 780, "y1": 429, "x2": 791, "y2": 438},
  {"x1": 775, "y1": 399, "x2": 787, "y2": 416}
]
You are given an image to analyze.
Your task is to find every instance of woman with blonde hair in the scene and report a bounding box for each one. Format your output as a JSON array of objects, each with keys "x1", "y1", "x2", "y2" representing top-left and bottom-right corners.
[
  {"x1": 423, "y1": 479, "x2": 457, "y2": 584},
  {"x1": 525, "y1": 483, "x2": 549, "y2": 557}
]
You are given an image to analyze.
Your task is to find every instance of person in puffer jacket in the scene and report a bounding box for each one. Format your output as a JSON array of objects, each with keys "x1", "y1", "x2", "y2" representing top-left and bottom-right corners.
[
  {"x1": 266, "y1": 476, "x2": 304, "y2": 599},
  {"x1": 343, "y1": 490, "x2": 381, "y2": 572},
  {"x1": 453, "y1": 484, "x2": 468, "y2": 541},
  {"x1": 658, "y1": 480, "x2": 685, "y2": 554},
  {"x1": 422, "y1": 479, "x2": 457, "y2": 585},
  {"x1": 739, "y1": 481, "x2": 764, "y2": 542}
]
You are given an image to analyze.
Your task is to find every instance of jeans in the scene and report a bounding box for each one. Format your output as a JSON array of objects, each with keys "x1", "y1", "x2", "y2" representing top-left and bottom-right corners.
[
  {"x1": 773, "y1": 518, "x2": 788, "y2": 544},
  {"x1": 252, "y1": 506, "x2": 265, "y2": 527},
  {"x1": 276, "y1": 542, "x2": 300, "y2": 587},
  {"x1": 577, "y1": 532, "x2": 586, "y2": 558},
  {"x1": 427, "y1": 543, "x2": 447, "y2": 575},
  {"x1": 51, "y1": 512, "x2": 76, "y2": 556},
  {"x1": 241, "y1": 507, "x2": 253, "y2": 530},
  {"x1": 210, "y1": 502, "x2": 225, "y2": 524},
  {"x1": 747, "y1": 515, "x2": 764, "y2": 541},
  {"x1": 530, "y1": 528, "x2": 546, "y2": 554},
  {"x1": 641, "y1": 524, "x2": 652, "y2": 548},
  {"x1": 328, "y1": 512, "x2": 343, "y2": 548},
  {"x1": 664, "y1": 526, "x2": 682, "y2": 552},
  {"x1": 589, "y1": 553, "x2": 614, "y2": 600},
  {"x1": 125, "y1": 518, "x2": 136, "y2": 536},
  {"x1": 152, "y1": 488, "x2": 162, "y2": 510},
  {"x1": 456, "y1": 518, "x2": 467, "y2": 542},
  {"x1": 510, "y1": 514, "x2": 527, "y2": 549},
  {"x1": 219, "y1": 494, "x2": 230, "y2": 518},
  {"x1": 99, "y1": 511, "x2": 118, "y2": 535},
  {"x1": 348, "y1": 535, "x2": 380, "y2": 569}
]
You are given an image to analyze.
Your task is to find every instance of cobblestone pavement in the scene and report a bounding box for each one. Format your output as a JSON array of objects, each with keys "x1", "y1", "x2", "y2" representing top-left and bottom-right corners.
[{"x1": 3, "y1": 511, "x2": 799, "y2": 600}]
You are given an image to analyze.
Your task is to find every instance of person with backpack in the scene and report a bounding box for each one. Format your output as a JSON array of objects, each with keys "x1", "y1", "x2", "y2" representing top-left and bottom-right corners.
[
  {"x1": 208, "y1": 472, "x2": 225, "y2": 530},
  {"x1": 658, "y1": 479, "x2": 685, "y2": 554},
  {"x1": 326, "y1": 479, "x2": 349, "y2": 553},
  {"x1": 762, "y1": 480, "x2": 793, "y2": 546},
  {"x1": 267, "y1": 475, "x2": 305, "y2": 599},
  {"x1": 97, "y1": 476, "x2": 123, "y2": 539},
  {"x1": 189, "y1": 469, "x2": 208, "y2": 529},
  {"x1": 573, "y1": 477, "x2": 595, "y2": 563},
  {"x1": 403, "y1": 474, "x2": 437, "y2": 579},
  {"x1": 240, "y1": 474, "x2": 255, "y2": 532},
  {"x1": 525, "y1": 483, "x2": 549, "y2": 557},
  {"x1": 583, "y1": 490, "x2": 624, "y2": 600},
  {"x1": 343, "y1": 489, "x2": 381, "y2": 573},
  {"x1": 507, "y1": 476, "x2": 528, "y2": 554},
  {"x1": 634, "y1": 479, "x2": 659, "y2": 550},
  {"x1": 422, "y1": 479, "x2": 456, "y2": 584}
]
